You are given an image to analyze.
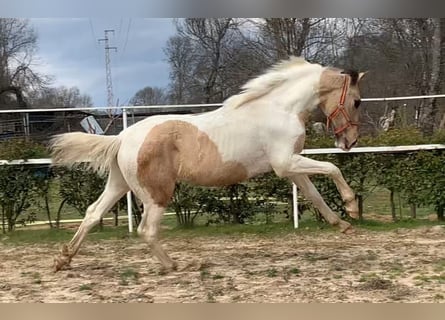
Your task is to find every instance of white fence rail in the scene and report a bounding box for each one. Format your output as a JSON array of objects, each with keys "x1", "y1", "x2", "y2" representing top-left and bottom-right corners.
[{"x1": 2, "y1": 144, "x2": 445, "y2": 166}]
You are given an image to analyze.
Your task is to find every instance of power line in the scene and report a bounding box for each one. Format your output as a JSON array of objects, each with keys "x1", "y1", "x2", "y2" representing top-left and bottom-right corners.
[
  {"x1": 117, "y1": 18, "x2": 123, "y2": 40},
  {"x1": 121, "y1": 18, "x2": 132, "y2": 58},
  {"x1": 88, "y1": 19, "x2": 99, "y2": 50}
]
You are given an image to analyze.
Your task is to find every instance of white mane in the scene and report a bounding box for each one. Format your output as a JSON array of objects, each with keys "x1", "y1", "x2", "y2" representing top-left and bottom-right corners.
[{"x1": 225, "y1": 57, "x2": 311, "y2": 109}]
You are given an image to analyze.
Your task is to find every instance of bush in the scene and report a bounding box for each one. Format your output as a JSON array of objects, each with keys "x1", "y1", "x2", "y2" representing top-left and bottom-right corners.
[
  {"x1": 0, "y1": 139, "x2": 48, "y2": 232},
  {"x1": 170, "y1": 183, "x2": 212, "y2": 227},
  {"x1": 56, "y1": 166, "x2": 106, "y2": 216}
]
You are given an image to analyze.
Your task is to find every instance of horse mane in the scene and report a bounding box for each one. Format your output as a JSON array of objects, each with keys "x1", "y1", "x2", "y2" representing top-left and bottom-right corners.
[{"x1": 225, "y1": 56, "x2": 310, "y2": 109}]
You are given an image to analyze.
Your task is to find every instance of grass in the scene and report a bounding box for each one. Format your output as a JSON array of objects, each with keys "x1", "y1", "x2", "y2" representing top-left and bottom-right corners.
[
  {"x1": 200, "y1": 270, "x2": 210, "y2": 281},
  {"x1": 33, "y1": 180, "x2": 80, "y2": 222},
  {"x1": 79, "y1": 284, "x2": 93, "y2": 291},
  {"x1": 1, "y1": 225, "x2": 133, "y2": 245},
  {"x1": 363, "y1": 186, "x2": 434, "y2": 219},
  {"x1": 413, "y1": 273, "x2": 445, "y2": 284},
  {"x1": 433, "y1": 259, "x2": 445, "y2": 272},
  {"x1": 357, "y1": 273, "x2": 393, "y2": 290},
  {"x1": 21, "y1": 271, "x2": 42, "y2": 284},
  {"x1": 266, "y1": 268, "x2": 278, "y2": 277},
  {"x1": 2, "y1": 216, "x2": 444, "y2": 246},
  {"x1": 351, "y1": 218, "x2": 445, "y2": 231},
  {"x1": 289, "y1": 267, "x2": 301, "y2": 275},
  {"x1": 119, "y1": 268, "x2": 139, "y2": 286}
]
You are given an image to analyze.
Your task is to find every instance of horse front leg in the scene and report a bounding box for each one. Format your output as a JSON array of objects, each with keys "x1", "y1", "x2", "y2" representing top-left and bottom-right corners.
[
  {"x1": 275, "y1": 154, "x2": 359, "y2": 220},
  {"x1": 292, "y1": 174, "x2": 354, "y2": 233}
]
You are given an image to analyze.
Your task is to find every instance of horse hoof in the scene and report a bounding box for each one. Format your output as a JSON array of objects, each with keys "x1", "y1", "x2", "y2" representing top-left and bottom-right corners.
[
  {"x1": 53, "y1": 254, "x2": 71, "y2": 273},
  {"x1": 342, "y1": 226, "x2": 356, "y2": 235},
  {"x1": 339, "y1": 220, "x2": 355, "y2": 234},
  {"x1": 158, "y1": 261, "x2": 178, "y2": 275},
  {"x1": 53, "y1": 257, "x2": 64, "y2": 273},
  {"x1": 345, "y1": 200, "x2": 359, "y2": 219}
]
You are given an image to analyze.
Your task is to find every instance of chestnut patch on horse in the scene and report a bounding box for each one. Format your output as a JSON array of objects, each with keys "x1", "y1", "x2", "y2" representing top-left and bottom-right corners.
[{"x1": 137, "y1": 120, "x2": 248, "y2": 206}]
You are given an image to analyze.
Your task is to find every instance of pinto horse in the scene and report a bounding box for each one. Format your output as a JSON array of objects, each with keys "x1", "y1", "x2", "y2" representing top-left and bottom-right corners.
[{"x1": 50, "y1": 57, "x2": 366, "y2": 272}]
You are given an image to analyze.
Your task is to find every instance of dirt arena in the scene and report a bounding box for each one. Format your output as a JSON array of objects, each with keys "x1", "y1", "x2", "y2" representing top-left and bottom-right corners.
[{"x1": 1, "y1": 226, "x2": 444, "y2": 303}]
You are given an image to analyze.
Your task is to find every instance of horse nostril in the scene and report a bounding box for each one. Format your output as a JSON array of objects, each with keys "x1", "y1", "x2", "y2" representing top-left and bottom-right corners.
[{"x1": 348, "y1": 140, "x2": 357, "y2": 149}]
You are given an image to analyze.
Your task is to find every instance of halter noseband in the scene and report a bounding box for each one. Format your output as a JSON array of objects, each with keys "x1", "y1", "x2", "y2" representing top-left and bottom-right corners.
[{"x1": 326, "y1": 76, "x2": 358, "y2": 135}]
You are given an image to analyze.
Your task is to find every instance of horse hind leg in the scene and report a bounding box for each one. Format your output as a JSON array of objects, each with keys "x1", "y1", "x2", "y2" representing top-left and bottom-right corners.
[
  {"x1": 137, "y1": 196, "x2": 177, "y2": 272},
  {"x1": 53, "y1": 162, "x2": 129, "y2": 272}
]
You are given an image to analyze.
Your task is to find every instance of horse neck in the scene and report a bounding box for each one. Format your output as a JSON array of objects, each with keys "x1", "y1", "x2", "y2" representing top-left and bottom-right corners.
[{"x1": 259, "y1": 65, "x2": 322, "y2": 117}]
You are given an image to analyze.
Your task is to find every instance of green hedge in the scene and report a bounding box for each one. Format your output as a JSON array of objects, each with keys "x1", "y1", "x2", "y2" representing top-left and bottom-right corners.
[{"x1": 1, "y1": 128, "x2": 444, "y2": 232}]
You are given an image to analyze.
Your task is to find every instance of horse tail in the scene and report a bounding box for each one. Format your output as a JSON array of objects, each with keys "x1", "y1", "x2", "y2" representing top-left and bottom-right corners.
[{"x1": 49, "y1": 132, "x2": 121, "y2": 175}]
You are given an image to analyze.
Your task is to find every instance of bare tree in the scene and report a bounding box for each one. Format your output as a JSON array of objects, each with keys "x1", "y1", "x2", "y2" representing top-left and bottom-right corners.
[
  {"x1": 164, "y1": 18, "x2": 444, "y2": 135},
  {"x1": 165, "y1": 19, "x2": 271, "y2": 105},
  {"x1": 420, "y1": 18, "x2": 444, "y2": 134},
  {"x1": 0, "y1": 18, "x2": 50, "y2": 109},
  {"x1": 28, "y1": 86, "x2": 93, "y2": 108},
  {"x1": 378, "y1": 18, "x2": 445, "y2": 134},
  {"x1": 176, "y1": 18, "x2": 240, "y2": 103},
  {"x1": 164, "y1": 35, "x2": 196, "y2": 104},
  {"x1": 129, "y1": 86, "x2": 168, "y2": 106},
  {"x1": 261, "y1": 18, "x2": 313, "y2": 60}
]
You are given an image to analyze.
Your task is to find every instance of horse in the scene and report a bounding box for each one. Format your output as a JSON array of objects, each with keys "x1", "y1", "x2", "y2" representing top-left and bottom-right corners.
[{"x1": 50, "y1": 56, "x2": 366, "y2": 272}]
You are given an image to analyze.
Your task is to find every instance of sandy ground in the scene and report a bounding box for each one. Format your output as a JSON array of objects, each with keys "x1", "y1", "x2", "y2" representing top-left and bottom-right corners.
[{"x1": 0, "y1": 226, "x2": 444, "y2": 303}]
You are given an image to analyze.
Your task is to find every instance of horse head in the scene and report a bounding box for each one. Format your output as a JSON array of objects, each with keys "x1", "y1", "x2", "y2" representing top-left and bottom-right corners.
[{"x1": 319, "y1": 68, "x2": 367, "y2": 151}]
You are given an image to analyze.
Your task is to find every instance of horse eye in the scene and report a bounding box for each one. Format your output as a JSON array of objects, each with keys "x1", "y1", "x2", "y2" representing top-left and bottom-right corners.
[{"x1": 354, "y1": 99, "x2": 361, "y2": 108}]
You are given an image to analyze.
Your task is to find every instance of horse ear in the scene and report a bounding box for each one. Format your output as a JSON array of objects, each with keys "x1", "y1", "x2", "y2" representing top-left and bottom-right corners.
[{"x1": 358, "y1": 71, "x2": 368, "y2": 82}]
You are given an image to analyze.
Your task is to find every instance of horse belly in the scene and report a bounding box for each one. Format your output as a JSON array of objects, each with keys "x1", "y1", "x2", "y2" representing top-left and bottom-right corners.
[{"x1": 178, "y1": 159, "x2": 248, "y2": 187}]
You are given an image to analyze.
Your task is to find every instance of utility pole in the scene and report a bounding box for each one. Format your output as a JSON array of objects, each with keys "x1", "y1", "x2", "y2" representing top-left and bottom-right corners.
[{"x1": 98, "y1": 29, "x2": 117, "y2": 107}]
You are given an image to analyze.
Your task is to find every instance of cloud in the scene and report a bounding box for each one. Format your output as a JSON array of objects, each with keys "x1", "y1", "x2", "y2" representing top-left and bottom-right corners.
[{"x1": 30, "y1": 18, "x2": 176, "y2": 107}]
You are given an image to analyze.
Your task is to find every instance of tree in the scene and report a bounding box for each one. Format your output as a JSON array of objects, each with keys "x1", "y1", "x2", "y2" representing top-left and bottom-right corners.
[
  {"x1": 420, "y1": 18, "x2": 444, "y2": 135},
  {"x1": 28, "y1": 86, "x2": 93, "y2": 108},
  {"x1": 0, "y1": 139, "x2": 47, "y2": 232},
  {"x1": 129, "y1": 86, "x2": 168, "y2": 106},
  {"x1": 261, "y1": 18, "x2": 313, "y2": 60},
  {"x1": 164, "y1": 35, "x2": 196, "y2": 104},
  {"x1": 165, "y1": 18, "x2": 247, "y2": 104},
  {"x1": 0, "y1": 18, "x2": 50, "y2": 108},
  {"x1": 338, "y1": 19, "x2": 445, "y2": 135}
]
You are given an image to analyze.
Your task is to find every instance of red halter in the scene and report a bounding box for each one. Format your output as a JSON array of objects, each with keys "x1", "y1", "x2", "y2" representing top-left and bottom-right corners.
[{"x1": 326, "y1": 76, "x2": 358, "y2": 135}]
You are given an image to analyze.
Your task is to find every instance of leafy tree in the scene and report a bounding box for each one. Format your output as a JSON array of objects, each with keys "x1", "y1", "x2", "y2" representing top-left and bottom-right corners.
[{"x1": 415, "y1": 151, "x2": 445, "y2": 221}]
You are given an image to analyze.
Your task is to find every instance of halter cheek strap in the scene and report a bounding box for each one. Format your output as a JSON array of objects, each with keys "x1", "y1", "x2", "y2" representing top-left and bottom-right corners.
[{"x1": 326, "y1": 76, "x2": 358, "y2": 135}]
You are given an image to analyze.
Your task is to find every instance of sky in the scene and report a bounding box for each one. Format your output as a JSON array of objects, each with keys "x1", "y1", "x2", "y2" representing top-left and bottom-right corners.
[{"x1": 30, "y1": 18, "x2": 177, "y2": 107}]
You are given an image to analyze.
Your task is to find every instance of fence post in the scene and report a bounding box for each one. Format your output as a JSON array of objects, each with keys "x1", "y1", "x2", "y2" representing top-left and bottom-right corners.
[
  {"x1": 292, "y1": 183, "x2": 299, "y2": 229},
  {"x1": 22, "y1": 112, "x2": 30, "y2": 139},
  {"x1": 122, "y1": 108, "x2": 133, "y2": 233}
]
